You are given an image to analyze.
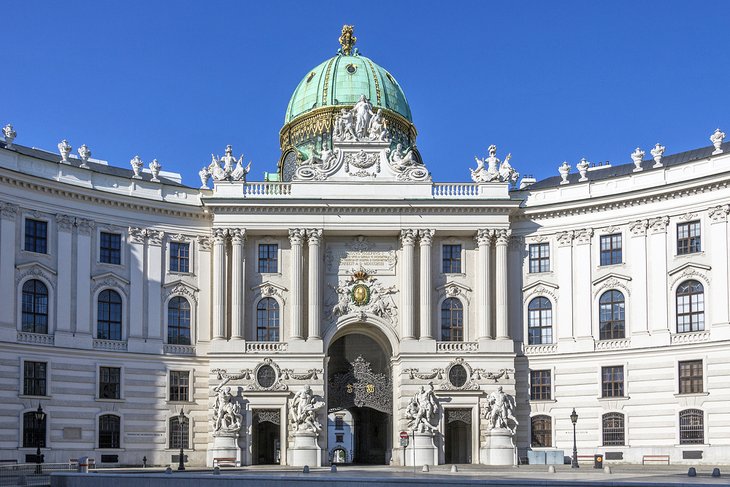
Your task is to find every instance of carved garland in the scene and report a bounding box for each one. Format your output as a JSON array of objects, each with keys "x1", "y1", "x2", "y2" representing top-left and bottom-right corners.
[
  {"x1": 523, "y1": 285, "x2": 558, "y2": 303},
  {"x1": 670, "y1": 268, "x2": 711, "y2": 290},
  {"x1": 164, "y1": 282, "x2": 199, "y2": 305},
  {"x1": 593, "y1": 277, "x2": 631, "y2": 299},
  {"x1": 15, "y1": 266, "x2": 57, "y2": 291}
]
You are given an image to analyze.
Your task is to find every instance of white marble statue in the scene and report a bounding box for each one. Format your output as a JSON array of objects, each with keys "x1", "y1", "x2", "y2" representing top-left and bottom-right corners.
[
  {"x1": 711, "y1": 128, "x2": 725, "y2": 154},
  {"x1": 388, "y1": 143, "x2": 419, "y2": 170},
  {"x1": 130, "y1": 155, "x2": 143, "y2": 179},
  {"x1": 2, "y1": 124, "x2": 16, "y2": 149},
  {"x1": 353, "y1": 95, "x2": 374, "y2": 138},
  {"x1": 58, "y1": 140, "x2": 72, "y2": 164},
  {"x1": 651, "y1": 143, "x2": 665, "y2": 167},
  {"x1": 208, "y1": 145, "x2": 250, "y2": 181},
  {"x1": 498, "y1": 153, "x2": 519, "y2": 184},
  {"x1": 289, "y1": 385, "x2": 325, "y2": 434},
  {"x1": 406, "y1": 382, "x2": 440, "y2": 433},
  {"x1": 208, "y1": 154, "x2": 226, "y2": 181},
  {"x1": 472, "y1": 145, "x2": 514, "y2": 183},
  {"x1": 148, "y1": 159, "x2": 161, "y2": 182},
  {"x1": 367, "y1": 109, "x2": 389, "y2": 141},
  {"x1": 576, "y1": 158, "x2": 589, "y2": 182},
  {"x1": 213, "y1": 377, "x2": 243, "y2": 434},
  {"x1": 485, "y1": 386, "x2": 518, "y2": 435},
  {"x1": 558, "y1": 161, "x2": 570, "y2": 184},
  {"x1": 78, "y1": 144, "x2": 91, "y2": 169},
  {"x1": 199, "y1": 166, "x2": 211, "y2": 189},
  {"x1": 631, "y1": 147, "x2": 645, "y2": 171}
]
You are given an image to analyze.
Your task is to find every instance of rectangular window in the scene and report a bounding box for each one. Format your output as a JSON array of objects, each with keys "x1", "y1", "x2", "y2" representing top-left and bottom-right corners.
[
  {"x1": 169, "y1": 417, "x2": 189, "y2": 449},
  {"x1": 24, "y1": 219, "x2": 47, "y2": 254},
  {"x1": 679, "y1": 360, "x2": 703, "y2": 394},
  {"x1": 23, "y1": 361, "x2": 47, "y2": 396},
  {"x1": 677, "y1": 221, "x2": 701, "y2": 255},
  {"x1": 258, "y1": 244, "x2": 278, "y2": 273},
  {"x1": 169, "y1": 242, "x2": 190, "y2": 273},
  {"x1": 530, "y1": 370, "x2": 551, "y2": 400},
  {"x1": 169, "y1": 371, "x2": 189, "y2": 402},
  {"x1": 600, "y1": 234, "x2": 622, "y2": 266},
  {"x1": 442, "y1": 244, "x2": 462, "y2": 274},
  {"x1": 99, "y1": 367, "x2": 121, "y2": 399},
  {"x1": 99, "y1": 232, "x2": 121, "y2": 265},
  {"x1": 601, "y1": 366, "x2": 624, "y2": 398},
  {"x1": 529, "y1": 243, "x2": 550, "y2": 273}
]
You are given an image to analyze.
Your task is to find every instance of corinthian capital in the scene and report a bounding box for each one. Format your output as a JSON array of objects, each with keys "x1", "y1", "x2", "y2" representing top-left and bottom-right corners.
[
  {"x1": 629, "y1": 220, "x2": 649, "y2": 236},
  {"x1": 495, "y1": 229, "x2": 512, "y2": 246},
  {"x1": 128, "y1": 227, "x2": 147, "y2": 244},
  {"x1": 76, "y1": 218, "x2": 96, "y2": 235},
  {"x1": 475, "y1": 228, "x2": 493, "y2": 246},
  {"x1": 648, "y1": 216, "x2": 669, "y2": 234},
  {"x1": 709, "y1": 205, "x2": 730, "y2": 223},
  {"x1": 557, "y1": 230, "x2": 574, "y2": 247},
  {"x1": 400, "y1": 229, "x2": 417, "y2": 246},
  {"x1": 212, "y1": 228, "x2": 228, "y2": 243},
  {"x1": 307, "y1": 228, "x2": 323, "y2": 246},
  {"x1": 574, "y1": 228, "x2": 593, "y2": 245},
  {"x1": 55, "y1": 214, "x2": 74, "y2": 231},
  {"x1": 289, "y1": 228, "x2": 305, "y2": 245},
  {"x1": 418, "y1": 229, "x2": 434, "y2": 246},
  {"x1": 0, "y1": 202, "x2": 18, "y2": 220},
  {"x1": 230, "y1": 228, "x2": 246, "y2": 245},
  {"x1": 146, "y1": 230, "x2": 164, "y2": 246}
]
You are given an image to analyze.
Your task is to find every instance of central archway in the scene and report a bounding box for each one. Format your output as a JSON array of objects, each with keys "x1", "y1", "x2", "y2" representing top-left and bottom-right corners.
[{"x1": 326, "y1": 331, "x2": 392, "y2": 465}]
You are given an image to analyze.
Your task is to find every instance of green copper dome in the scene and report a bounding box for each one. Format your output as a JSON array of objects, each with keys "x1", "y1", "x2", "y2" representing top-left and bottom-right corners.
[{"x1": 285, "y1": 53, "x2": 412, "y2": 123}]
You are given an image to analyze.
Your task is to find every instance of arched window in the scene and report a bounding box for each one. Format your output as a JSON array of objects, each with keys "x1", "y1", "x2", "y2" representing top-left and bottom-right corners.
[
  {"x1": 679, "y1": 409, "x2": 704, "y2": 444},
  {"x1": 528, "y1": 297, "x2": 552, "y2": 345},
  {"x1": 169, "y1": 416, "x2": 189, "y2": 449},
  {"x1": 98, "y1": 414, "x2": 120, "y2": 449},
  {"x1": 22, "y1": 279, "x2": 48, "y2": 334},
  {"x1": 256, "y1": 298, "x2": 279, "y2": 341},
  {"x1": 676, "y1": 280, "x2": 704, "y2": 333},
  {"x1": 440, "y1": 298, "x2": 464, "y2": 341},
  {"x1": 97, "y1": 290, "x2": 122, "y2": 340},
  {"x1": 602, "y1": 412, "x2": 625, "y2": 446},
  {"x1": 599, "y1": 290, "x2": 625, "y2": 340},
  {"x1": 22, "y1": 411, "x2": 46, "y2": 448},
  {"x1": 531, "y1": 415, "x2": 552, "y2": 447},
  {"x1": 167, "y1": 297, "x2": 191, "y2": 345}
]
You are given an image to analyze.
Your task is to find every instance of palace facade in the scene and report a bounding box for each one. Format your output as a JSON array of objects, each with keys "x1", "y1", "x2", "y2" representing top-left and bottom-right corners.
[{"x1": 1, "y1": 27, "x2": 729, "y2": 467}]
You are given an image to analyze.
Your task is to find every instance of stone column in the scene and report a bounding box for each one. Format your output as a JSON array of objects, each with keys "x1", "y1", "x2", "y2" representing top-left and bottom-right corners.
[
  {"x1": 230, "y1": 228, "x2": 246, "y2": 340},
  {"x1": 556, "y1": 230, "x2": 574, "y2": 340},
  {"x1": 146, "y1": 230, "x2": 164, "y2": 340},
  {"x1": 212, "y1": 228, "x2": 228, "y2": 340},
  {"x1": 418, "y1": 229, "x2": 435, "y2": 340},
  {"x1": 628, "y1": 220, "x2": 649, "y2": 336},
  {"x1": 647, "y1": 217, "x2": 669, "y2": 334},
  {"x1": 0, "y1": 203, "x2": 17, "y2": 326},
  {"x1": 76, "y1": 219, "x2": 95, "y2": 335},
  {"x1": 709, "y1": 206, "x2": 730, "y2": 325},
  {"x1": 55, "y1": 215, "x2": 74, "y2": 333},
  {"x1": 476, "y1": 229, "x2": 493, "y2": 340},
  {"x1": 573, "y1": 229, "x2": 593, "y2": 338},
  {"x1": 128, "y1": 228, "x2": 147, "y2": 339},
  {"x1": 289, "y1": 229, "x2": 305, "y2": 340},
  {"x1": 400, "y1": 229, "x2": 417, "y2": 340},
  {"x1": 196, "y1": 235, "x2": 213, "y2": 342},
  {"x1": 495, "y1": 229, "x2": 511, "y2": 339},
  {"x1": 307, "y1": 229, "x2": 323, "y2": 340}
]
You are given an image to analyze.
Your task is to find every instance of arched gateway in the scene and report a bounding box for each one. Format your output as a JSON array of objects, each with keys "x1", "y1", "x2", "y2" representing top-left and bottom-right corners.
[{"x1": 326, "y1": 331, "x2": 393, "y2": 464}]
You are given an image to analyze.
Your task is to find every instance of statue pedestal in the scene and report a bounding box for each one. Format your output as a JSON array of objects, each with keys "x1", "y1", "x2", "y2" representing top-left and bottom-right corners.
[
  {"x1": 206, "y1": 432, "x2": 242, "y2": 467},
  {"x1": 481, "y1": 428, "x2": 515, "y2": 465},
  {"x1": 290, "y1": 431, "x2": 321, "y2": 467},
  {"x1": 405, "y1": 431, "x2": 438, "y2": 466}
]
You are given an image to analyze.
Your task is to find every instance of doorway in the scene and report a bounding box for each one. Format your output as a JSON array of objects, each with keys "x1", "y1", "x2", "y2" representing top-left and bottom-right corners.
[
  {"x1": 445, "y1": 409, "x2": 472, "y2": 464},
  {"x1": 252, "y1": 409, "x2": 280, "y2": 465}
]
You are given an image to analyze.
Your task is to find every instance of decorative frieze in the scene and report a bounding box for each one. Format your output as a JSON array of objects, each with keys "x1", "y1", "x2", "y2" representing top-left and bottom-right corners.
[{"x1": 128, "y1": 226, "x2": 147, "y2": 244}]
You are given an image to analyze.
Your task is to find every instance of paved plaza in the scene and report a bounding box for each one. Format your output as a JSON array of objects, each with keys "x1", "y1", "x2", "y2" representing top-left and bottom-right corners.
[{"x1": 49, "y1": 464, "x2": 728, "y2": 487}]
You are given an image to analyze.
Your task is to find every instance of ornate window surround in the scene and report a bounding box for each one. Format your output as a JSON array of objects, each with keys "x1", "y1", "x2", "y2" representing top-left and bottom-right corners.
[
  {"x1": 669, "y1": 268, "x2": 710, "y2": 335},
  {"x1": 167, "y1": 233, "x2": 195, "y2": 276},
  {"x1": 436, "y1": 282, "x2": 471, "y2": 341},
  {"x1": 162, "y1": 281, "x2": 199, "y2": 345},
  {"x1": 250, "y1": 282, "x2": 287, "y2": 342},
  {"x1": 91, "y1": 274, "x2": 129, "y2": 341},
  {"x1": 15, "y1": 263, "x2": 56, "y2": 335},
  {"x1": 20, "y1": 210, "x2": 52, "y2": 257},
  {"x1": 439, "y1": 237, "x2": 467, "y2": 276},
  {"x1": 256, "y1": 237, "x2": 283, "y2": 276}
]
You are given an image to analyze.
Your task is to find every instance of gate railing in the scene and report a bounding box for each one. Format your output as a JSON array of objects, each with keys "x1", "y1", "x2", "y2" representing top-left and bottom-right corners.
[{"x1": 0, "y1": 463, "x2": 74, "y2": 487}]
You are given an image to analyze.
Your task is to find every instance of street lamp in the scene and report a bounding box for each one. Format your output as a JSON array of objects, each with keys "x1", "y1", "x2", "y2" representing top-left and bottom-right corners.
[
  {"x1": 34, "y1": 404, "x2": 45, "y2": 475},
  {"x1": 177, "y1": 409, "x2": 186, "y2": 471},
  {"x1": 570, "y1": 408, "x2": 579, "y2": 469}
]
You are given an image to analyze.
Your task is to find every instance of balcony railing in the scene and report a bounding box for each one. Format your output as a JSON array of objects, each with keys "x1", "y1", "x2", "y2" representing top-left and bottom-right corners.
[
  {"x1": 243, "y1": 182, "x2": 292, "y2": 198},
  {"x1": 432, "y1": 183, "x2": 481, "y2": 198},
  {"x1": 164, "y1": 344, "x2": 196, "y2": 355},
  {"x1": 436, "y1": 341, "x2": 479, "y2": 352},
  {"x1": 595, "y1": 338, "x2": 631, "y2": 351},
  {"x1": 524, "y1": 343, "x2": 557, "y2": 355},
  {"x1": 17, "y1": 331, "x2": 54, "y2": 346},
  {"x1": 246, "y1": 341, "x2": 288, "y2": 353},
  {"x1": 93, "y1": 339, "x2": 128, "y2": 351},
  {"x1": 671, "y1": 330, "x2": 711, "y2": 345}
]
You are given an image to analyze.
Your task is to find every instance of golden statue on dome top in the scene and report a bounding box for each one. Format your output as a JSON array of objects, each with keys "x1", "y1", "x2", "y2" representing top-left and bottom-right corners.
[{"x1": 338, "y1": 25, "x2": 357, "y2": 56}]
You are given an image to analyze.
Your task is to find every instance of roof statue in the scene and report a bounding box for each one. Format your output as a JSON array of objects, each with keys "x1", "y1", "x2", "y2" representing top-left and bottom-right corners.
[
  {"x1": 471, "y1": 145, "x2": 519, "y2": 185},
  {"x1": 338, "y1": 24, "x2": 357, "y2": 56}
]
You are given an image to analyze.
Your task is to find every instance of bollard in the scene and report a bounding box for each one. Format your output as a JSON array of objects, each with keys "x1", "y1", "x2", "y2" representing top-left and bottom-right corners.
[
  {"x1": 422, "y1": 464, "x2": 429, "y2": 472},
  {"x1": 687, "y1": 467, "x2": 696, "y2": 477},
  {"x1": 712, "y1": 468, "x2": 721, "y2": 477},
  {"x1": 548, "y1": 465, "x2": 556, "y2": 474},
  {"x1": 303, "y1": 465, "x2": 310, "y2": 473},
  {"x1": 78, "y1": 456, "x2": 89, "y2": 474},
  {"x1": 451, "y1": 465, "x2": 458, "y2": 473},
  {"x1": 604, "y1": 466, "x2": 612, "y2": 474},
  {"x1": 330, "y1": 464, "x2": 337, "y2": 473},
  {"x1": 213, "y1": 467, "x2": 220, "y2": 475},
  {"x1": 165, "y1": 467, "x2": 172, "y2": 475}
]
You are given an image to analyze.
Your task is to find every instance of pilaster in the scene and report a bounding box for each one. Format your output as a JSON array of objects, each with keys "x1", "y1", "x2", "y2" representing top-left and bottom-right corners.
[
  {"x1": 556, "y1": 230, "x2": 574, "y2": 341},
  {"x1": 629, "y1": 220, "x2": 650, "y2": 339},
  {"x1": 289, "y1": 228, "x2": 305, "y2": 341},
  {"x1": 476, "y1": 229, "x2": 493, "y2": 340},
  {"x1": 75, "y1": 218, "x2": 95, "y2": 336},
  {"x1": 212, "y1": 228, "x2": 227, "y2": 340},
  {"x1": 400, "y1": 229, "x2": 417, "y2": 340},
  {"x1": 495, "y1": 229, "x2": 511, "y2": 339},
  {"x1": 128, "y1": 227, "x2": 147, "y2": 339},
  {"x1": 230, "y1": 228, "x2": 246, "y2": 340},
  {"x1": 418, "y1": 229, "x2": 434, "y2": 341},
  {"x1": 573, "y1": 228, "x2": 593, "y2": 340},
  {"x1": 647, "y1": 217, "x2": 670, "y2": 337},
  {"x1": 0, "y1": 203, "x2": 17, "y2": 327},
  {"x1": 307, "y1": 228, "x2": 323, "y2": 341},
  {"x1": 145, "y1": 230, "x2": 164, "y2": 342},
  {"x1": 55, "y1": 214, "x2": 74, "y2": 333},
  {"x1": 709, "y1": 205, "x2": 730, "y2": 336}
]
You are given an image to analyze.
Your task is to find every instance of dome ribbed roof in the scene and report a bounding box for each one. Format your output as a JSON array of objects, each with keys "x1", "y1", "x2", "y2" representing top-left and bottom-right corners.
[{"x1": 285, "y1": 53, "x2": 412, "y2": 123}]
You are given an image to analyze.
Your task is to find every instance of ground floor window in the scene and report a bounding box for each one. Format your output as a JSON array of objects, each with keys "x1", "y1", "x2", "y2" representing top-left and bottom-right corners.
[
  {"x1": 99, "y1": 414, "x2": 120, "y2": 449},
  {"x1": 679, "y1": 409, "x2": 704, "y2": 444},
  {"x1": 602, "y1": 412, "x2": 625, "y2": 446},
  {"x1": 531, "y1": 415, "x2": 552, "y2": 447}
]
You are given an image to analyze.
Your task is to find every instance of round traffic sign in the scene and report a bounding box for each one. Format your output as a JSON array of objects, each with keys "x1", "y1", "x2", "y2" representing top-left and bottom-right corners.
[{"x1": 400, "y1": 431, "x2": 409, "y2": 439}]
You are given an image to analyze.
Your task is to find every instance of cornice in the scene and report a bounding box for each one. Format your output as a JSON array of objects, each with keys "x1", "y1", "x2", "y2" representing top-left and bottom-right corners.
[
  {"x1": 205, "y1": 204, "x2": 516, "y2": 216},
  {"x1": 0, "y1": 169, "x2": 208, "y2": 221},
  {"x1": 516, "y1": 175, "x2": 730, "y2": 221}
]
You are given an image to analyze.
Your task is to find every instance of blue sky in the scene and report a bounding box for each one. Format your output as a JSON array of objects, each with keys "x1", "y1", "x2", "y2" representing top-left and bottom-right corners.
[{"x1": 3, "y1": 1, "x2": 729, "y2": 186}]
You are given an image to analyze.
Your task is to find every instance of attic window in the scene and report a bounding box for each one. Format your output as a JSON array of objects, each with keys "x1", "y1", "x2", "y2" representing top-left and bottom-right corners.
[
  {"x1": 385, "y1": 72, "x2": 395, "y2": 83},
  {"x1": 306, "y1": 72, "x2": 316, "y2": 83},
  {"x1": 346, "y1": 64, "x2": 357, "y2": 74}
]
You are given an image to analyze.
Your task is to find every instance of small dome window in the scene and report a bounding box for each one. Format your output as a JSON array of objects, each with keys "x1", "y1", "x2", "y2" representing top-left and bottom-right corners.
[
  {"x1": 345, "y1": 64, "x2": 357, "y2": 74},
  {"x1": 385, "y1": 72, "x2": 395, "y2": 84},
  {"x1": 306, "y1": 72, "x2": 316, "y2": 83}
]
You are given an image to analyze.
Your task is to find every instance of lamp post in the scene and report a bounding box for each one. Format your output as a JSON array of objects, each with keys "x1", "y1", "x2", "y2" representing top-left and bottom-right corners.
[
  {"x1": 570, "y1": 408, "x2": 579, "y2": 469},
  {"x1": 34, "y1": 404, "x2": 45, "y2": 475},
  {"x1": 177, "y1": 409, "x2": 186, "y2": 471}
]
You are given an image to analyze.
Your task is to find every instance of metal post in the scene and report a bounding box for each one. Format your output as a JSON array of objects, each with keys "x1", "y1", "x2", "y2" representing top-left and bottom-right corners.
[
  {"x1": 34, "y1": 404, "x2": 45, "y2": 475},
  {"x1": 570, "y1": 408, "x2": 579, "y2": 469},
  {"x1": 412, "y1": 430, "x2": 416, "y2": 474},
  {"x1": 177, "y1": 410, "x2": 186, "y2": 471}
]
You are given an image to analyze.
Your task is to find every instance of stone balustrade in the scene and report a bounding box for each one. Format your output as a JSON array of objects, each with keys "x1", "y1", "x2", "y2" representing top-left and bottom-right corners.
[{"x1": 246, "y1": 341, "x2": 288, "y2": 353}]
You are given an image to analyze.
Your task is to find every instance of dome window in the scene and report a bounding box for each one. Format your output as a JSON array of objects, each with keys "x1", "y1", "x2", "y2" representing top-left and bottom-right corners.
[
  {"x1": 385, "y1": 72, "x2": 395, "y2": 83},
  {"x1": 306, "y1": 71, "x2": 316, "y2": 83},
  {"x1": 345, "y1": 63, "x2": 357, "y2": 74}
]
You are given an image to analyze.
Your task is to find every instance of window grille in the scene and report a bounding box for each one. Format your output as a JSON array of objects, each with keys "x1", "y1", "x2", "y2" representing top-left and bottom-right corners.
[
  {"x1": 602, "y1": 413, "x2": 625, "y2": 446},
  {"x1": 679, "y1": 409, "x2": 704, "y2": 444}
]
